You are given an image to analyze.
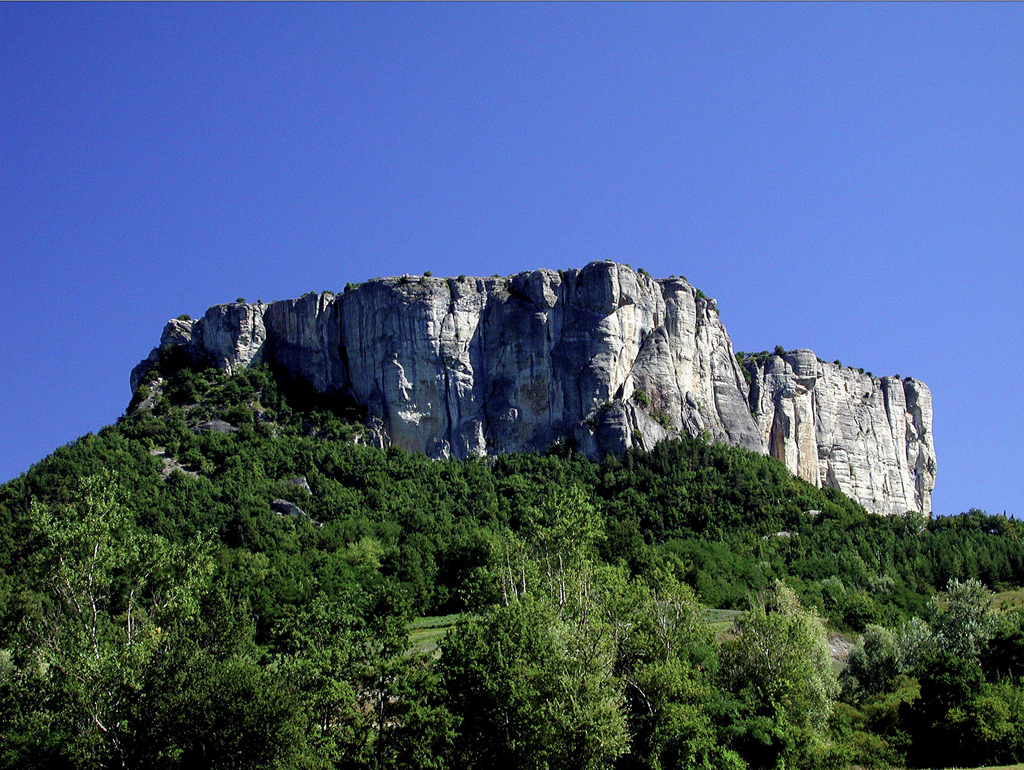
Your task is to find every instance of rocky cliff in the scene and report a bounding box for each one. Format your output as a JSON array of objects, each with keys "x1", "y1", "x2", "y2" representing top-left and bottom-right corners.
[
  {"x1": 131, "y1": 262, "x2": 936, "y2": 516},
  {"x1": 744, "y1": 351, "x2": 935, "y2": 517}
]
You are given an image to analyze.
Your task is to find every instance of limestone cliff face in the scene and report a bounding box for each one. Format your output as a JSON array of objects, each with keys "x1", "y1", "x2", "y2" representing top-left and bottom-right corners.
[
  {"x1": 131, "y1": 262, "x2": 936, "y2": 515},
  {"x1": 745, "y1": 351, "x2": 936, "y2": 517}
]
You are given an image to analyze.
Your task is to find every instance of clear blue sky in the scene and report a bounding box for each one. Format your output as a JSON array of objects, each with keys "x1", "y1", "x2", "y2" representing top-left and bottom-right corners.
[{"x1": 2, "y1": 3, "x2": 1021, "y2": 517}]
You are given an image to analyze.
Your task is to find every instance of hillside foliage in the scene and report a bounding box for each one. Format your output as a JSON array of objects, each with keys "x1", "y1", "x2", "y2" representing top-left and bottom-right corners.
[{"x1": 1, "y1": 361, "x2": 1023, "y2": 769}]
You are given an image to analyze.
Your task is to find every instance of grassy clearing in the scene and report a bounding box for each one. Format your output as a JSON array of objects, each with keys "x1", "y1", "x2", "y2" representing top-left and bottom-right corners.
[
  {"x1": 994, "y1": 587, "x2": 1024, "y2": 611},
  {"x1": 407, "y1": 613, "x2": 462, "y2": 656},
  {"x1": 407, "y1": 609, "x2": 749, "y2": 654},
  {"x1": 933, "y1": 586, "x2": 1024, "y2": 614},
  {"x1": 406, "y1": 608, "x2": 863, "y2": 658},
  {"x1": 407, "y1": 613, "x2": 462, "y2": 631},
  {"x1": 703, "y1": 608, "x2": 743, "y2": 640}
]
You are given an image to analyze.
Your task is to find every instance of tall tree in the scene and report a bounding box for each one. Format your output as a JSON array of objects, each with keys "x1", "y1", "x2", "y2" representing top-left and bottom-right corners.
[
  {"x1": 720, "y1": 581, "x2": 839, "y2": 770},
  {"x1": 20, "y1": 473, "x2": 211, "y2": 768}
]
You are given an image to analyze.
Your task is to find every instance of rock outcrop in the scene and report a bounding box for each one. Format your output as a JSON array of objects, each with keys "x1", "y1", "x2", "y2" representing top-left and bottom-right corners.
[
  {"x1": 744, "y1": 351, "x2": 936, "y2": 517},
  {"x1": 131, "y1": 262, "x2": 936, "y2": 516}
]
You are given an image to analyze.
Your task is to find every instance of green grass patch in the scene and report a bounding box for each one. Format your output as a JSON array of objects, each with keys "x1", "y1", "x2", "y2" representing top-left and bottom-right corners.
[
  {"x1": 407, "y1": 608, "x2": 854, "y2": 656},
  {"x1": 407, "y1": 613, "x2": 462, "y2": 630},
  {"x1": 407, "y1": 613, "x2": 462, "y2": 656},
  {"x1": 408, "y1": 610, "x2": 748, "y2": 654},
  {"x1": 702, "y1": 608, "x2": 743, "y2": 640},
  {"x1": 702, "y1": 608, "x2": 743, "y2": 627},
  {"x1": 993, "y1": 587, "x2": 1024, "y2": 612}
]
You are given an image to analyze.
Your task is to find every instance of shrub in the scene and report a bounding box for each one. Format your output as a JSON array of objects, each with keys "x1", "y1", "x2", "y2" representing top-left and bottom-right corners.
[
  {"x1": 177, "y1": 314, "x2": 191, "y2": 322},
  {"x1": 633, "y1": 389, "x2": 650, "y2": 409},
  {"x1": 225, "y1": 403, "x2": 254, "y2": 427},
  {"x1": 236, "y1": 297, "x2": 246, "y2": 304},
  {"x1": 774, "y1": 345, "x2": 786, "y2": 357},
  {"x1": 424, "y1": 271, "x2": 433, "y2": 277},
  {"x1": 736, "y1": 357, "x2": 754, "y2": 388}
]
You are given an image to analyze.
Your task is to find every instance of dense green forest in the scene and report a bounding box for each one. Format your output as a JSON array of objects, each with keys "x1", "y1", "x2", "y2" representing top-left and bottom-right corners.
[{"x1": 2, "y1": 357, "x2": 1023, "y2": 769}]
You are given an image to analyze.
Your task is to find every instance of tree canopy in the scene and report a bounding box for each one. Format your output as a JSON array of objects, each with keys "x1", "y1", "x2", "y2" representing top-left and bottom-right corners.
[{"x1": 1, "y1": 362, "x2": 1023, "y2": 768}]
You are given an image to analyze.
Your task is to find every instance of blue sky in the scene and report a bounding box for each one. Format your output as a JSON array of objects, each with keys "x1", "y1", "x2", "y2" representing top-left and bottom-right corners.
[{"x1": 2, "y1": 3, "x2": 1021, "y2": 517}]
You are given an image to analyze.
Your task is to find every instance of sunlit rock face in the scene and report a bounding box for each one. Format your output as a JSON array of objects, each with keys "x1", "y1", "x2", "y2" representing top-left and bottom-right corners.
[
  {"x1": 131, "y1": 262, "x2": 935, "y2": 516},
  {"x1": 745, "y1": 351, "x2": 936, "y2": 517}
]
